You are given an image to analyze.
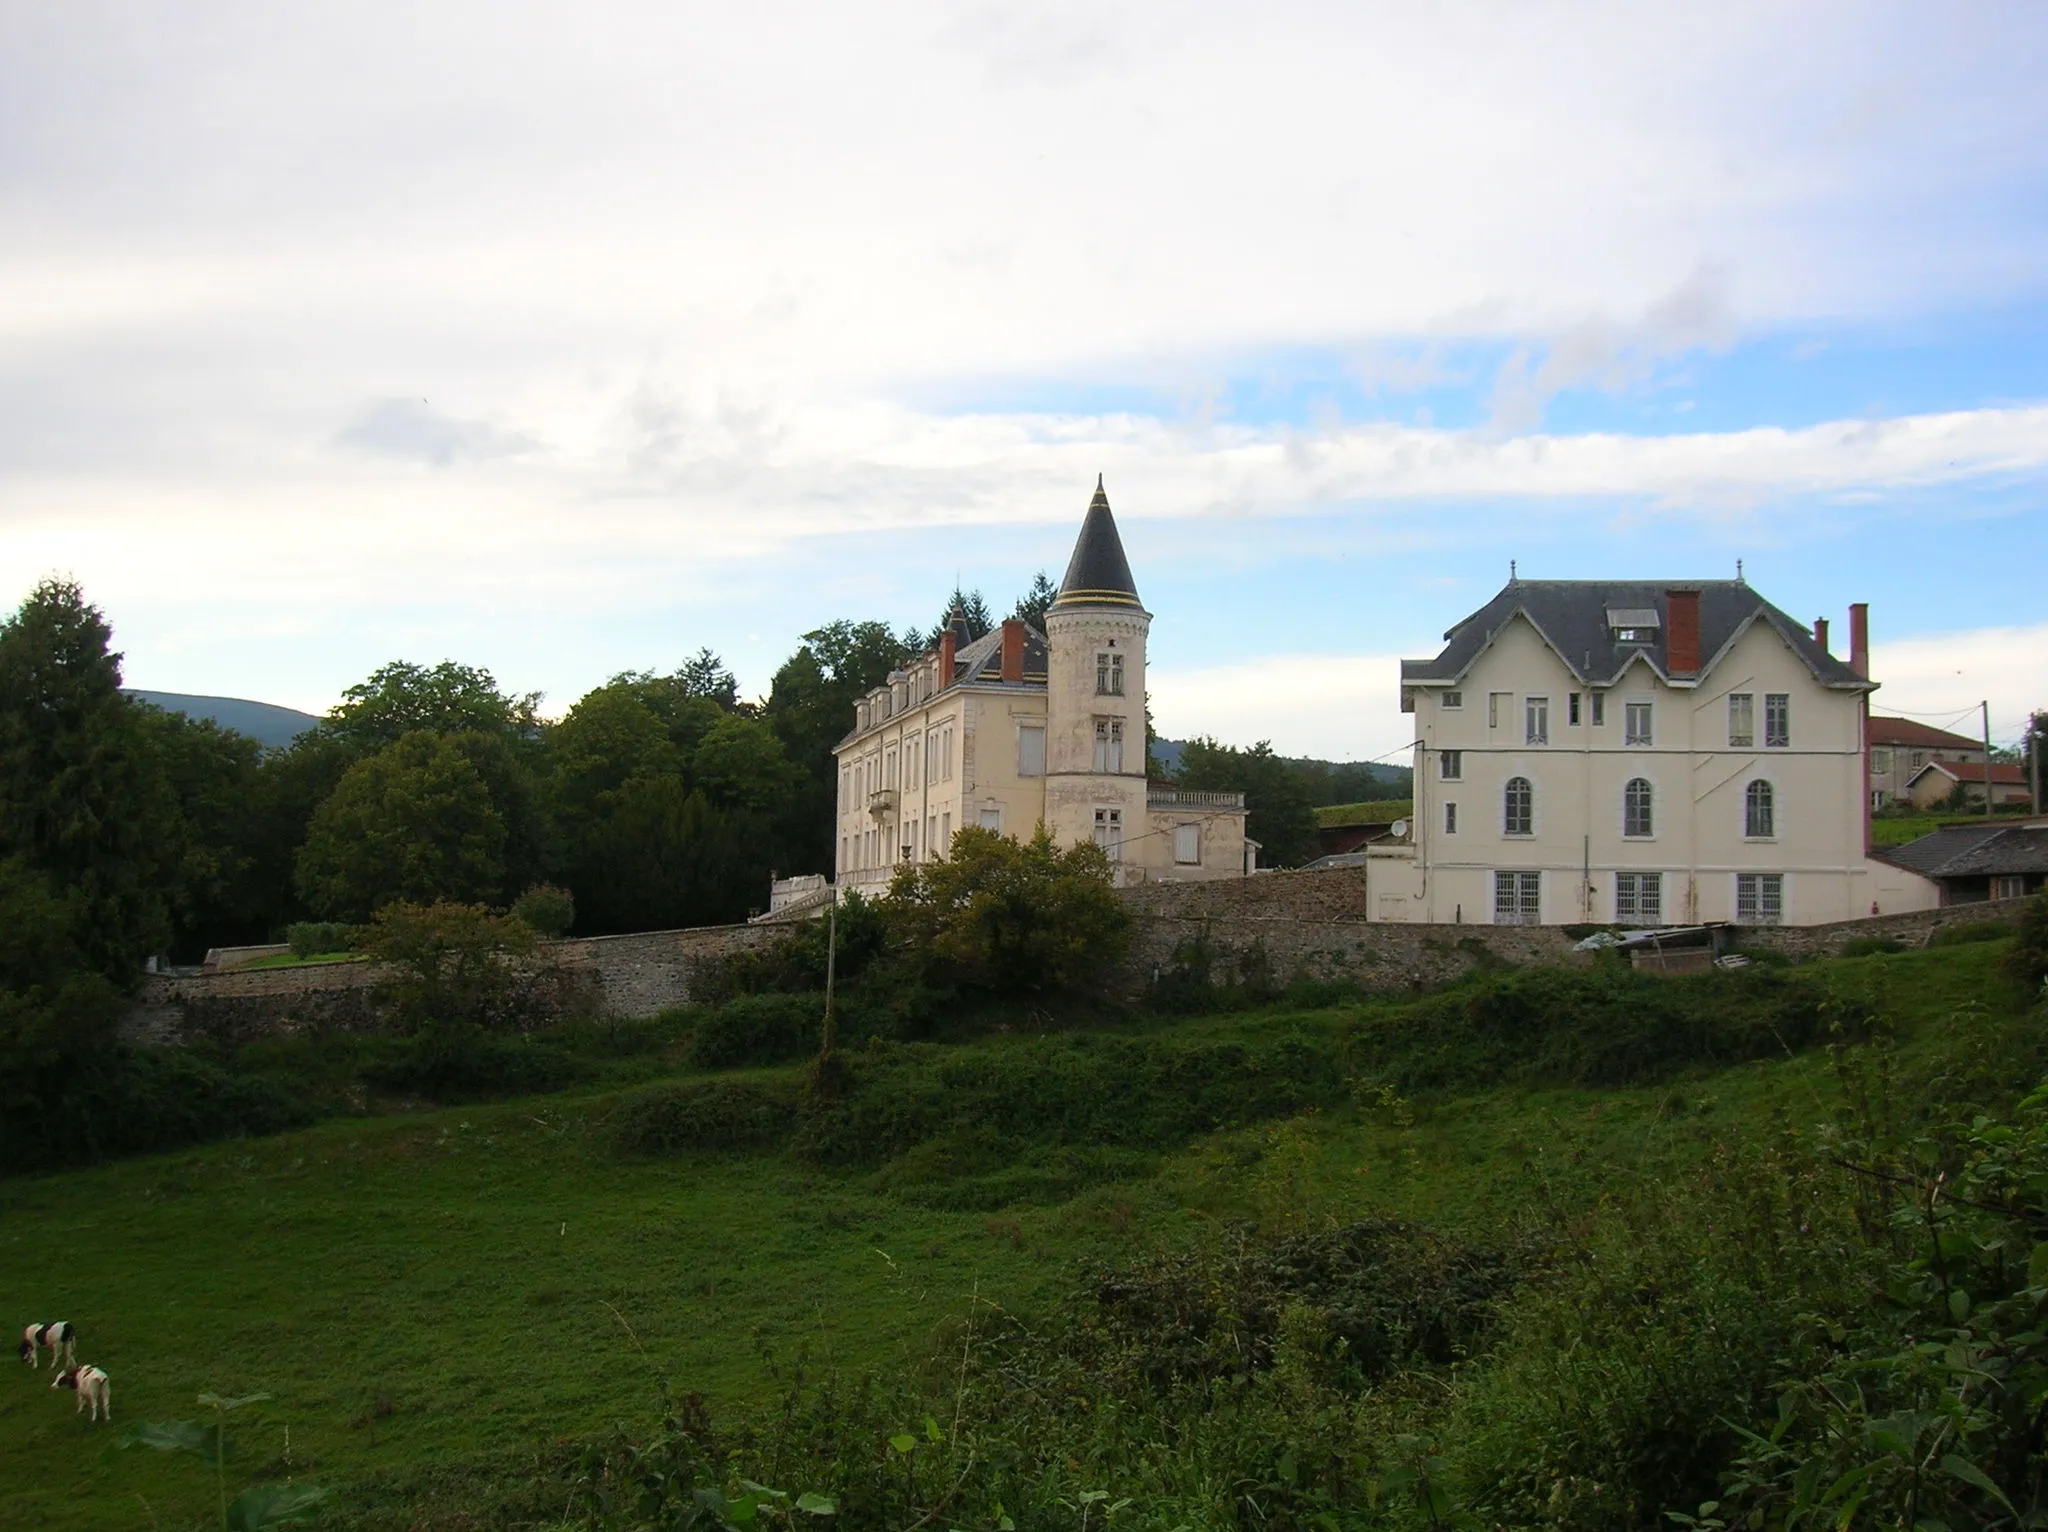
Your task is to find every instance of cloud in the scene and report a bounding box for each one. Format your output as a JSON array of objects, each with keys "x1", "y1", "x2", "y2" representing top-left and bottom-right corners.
[
  {"x1": 1150, "y1": 653, "x2": 1411, "y2": 762},
  {"x1": 1869, "y1": 624, "x2": 2048, "y2": 747},
  {"x1": 335, "y1": 398, "x2": 538, "y2": 468}
]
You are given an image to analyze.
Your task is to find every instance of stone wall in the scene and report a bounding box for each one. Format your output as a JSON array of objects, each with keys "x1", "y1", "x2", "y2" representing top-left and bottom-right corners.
[
  {"x1": 1738, "y1": 896, "x2": 2033, "y2": 959},
  {"x1": 1117, "y1": 866, "x2": 1373, "y2": 921},
  {"x1": 126, "y1": 922, "x2": 785, "y2": 1044}
]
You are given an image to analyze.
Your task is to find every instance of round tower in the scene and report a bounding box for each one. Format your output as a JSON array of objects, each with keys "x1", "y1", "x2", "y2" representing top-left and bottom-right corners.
[{"x1": 1043, "y1": 477, "x2": 1150, "y2": 869}]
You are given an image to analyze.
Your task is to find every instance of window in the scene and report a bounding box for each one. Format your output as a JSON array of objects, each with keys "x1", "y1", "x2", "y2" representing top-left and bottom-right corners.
[
  {"x1": 1745, "y1": 779, "x2": 1775, "y2": 838},
  {"x1": 979, "y1": 808, "x2": 1002, "y2": 832},
  {"x1": 1444, "y1": 802, "x2": 1458, "y2": 834},
  {"x1": 1909, "y1": 751, "x2": 1926, "y2": 772},
  {"x1": 1093, "y1": 718, "x2": 1125, "y2": 773},
  {"x1": 1871, "y1": 789, "x2": 1887, "y2": 812},
  {"x1": 1096, "y1": 652, "x2": 1125, "y2": 696},
  {"x1": 1728, "y1": 692, "x2": 1754, "y2": 748},
  {"x1": 1996, "y1": 875, "x2": 2028, "y2": 901},
  {"x1": 1440, "y1": 749, "x2": 1463, "y2": 781},
  {"x1": 1765, "y1": 693, "x2": 1790, "y2": 748},
  {"x1": 1526, "y1": 696, "x2": 1549, "y2": 745},
  {"x1": 941, "y1": 811, "x2": 951, "y2": 850},
  {"x1": 1568, "y1": 693, "x2": 1581, "y2": 726},
  {"x1": 927, "y1": 815, "x2": 936, "y2": 858},
  {"x1": 1174, "y1": 824, "x2": 1200, "y2": 864},
  {"x1": 1092, "y1": 808, "x2": 1122, "y2": 859},
  {"x1": 906, "y1": 732, "x2": 921, "y2": 781},
  {"x1": 1624, "y1": 777, "x2": 1654, "y2": 838},
  {"x1": 885, "y1": 750, "x2": 898, "y2": 789},
  {"x1": 1494, "y1": 871, "x2": 1540, "y2": 926},
  {"x1": 1591, "y1": 693, "x2": 1606, "y2": 727},
  {"x1": 1871, "y1": 747, "x2": 1892, "y2": 774},
  {"x1": 1504, "y1": 776, "x2": 1533, "y2": 836},
  {"x1": 1624, "y1": 701, "x2": 1653, "y2": 747},
  {"x1": 1615, "y1": 872, "x2": 1662, "y2": 923},
  {"x1": 1489, "y1": 692, "x2": 1510, "y2": 728},
  {"x1": 1017, "y1": 723, "x2": 1046, "y2": 777},
  {"x1": 1442, "y1": 690, "x2": 1463, "y2": 710},
  {"x1": 1736, "y1": 873, "x2": 1784, "y2": 925}
]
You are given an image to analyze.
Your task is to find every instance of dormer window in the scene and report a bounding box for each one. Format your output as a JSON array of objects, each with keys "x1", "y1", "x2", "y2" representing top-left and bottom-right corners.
[{"x1": 1606, "y1": 607, "x2": 1661, "y2": 645}]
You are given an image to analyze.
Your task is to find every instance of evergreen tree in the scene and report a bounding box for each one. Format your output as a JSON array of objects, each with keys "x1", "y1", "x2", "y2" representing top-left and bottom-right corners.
[
  {"x1": 927, "y1": 587, "x2": 994, "y2": 648},
  {"x1": 1012, "y1": 570, "x2": 1058, "y2": 631}
]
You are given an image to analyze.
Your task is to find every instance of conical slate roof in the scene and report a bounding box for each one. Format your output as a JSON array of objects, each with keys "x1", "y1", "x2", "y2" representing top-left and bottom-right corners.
[{"x1": 1050, "y1": 476, "x2": 1144, "y2": 613}]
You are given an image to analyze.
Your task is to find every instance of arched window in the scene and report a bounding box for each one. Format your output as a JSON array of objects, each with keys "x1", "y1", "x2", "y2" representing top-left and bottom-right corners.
[
  {"x1": 1504, "y1": 776, "x2": 1533, "y2": 836},
  {"x1": 1624, "y1": 777, "x2": 1653, "y2": 838},
  {"x1": 1745, "y1": 779, "x2": 1775, "y2": 838}
]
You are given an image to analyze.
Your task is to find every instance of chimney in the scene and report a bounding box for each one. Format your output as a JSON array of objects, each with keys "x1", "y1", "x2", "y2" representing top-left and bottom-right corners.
[
  {"x1": 1848, "y1": 602, "x2": 1869, "y2": 679},
  {"x1": 1813, "y1": 616, "x2": 1829, "y2": 654},
  {"x1": 938, "y1": 630, "x2": 956, "y2": 688},
  {"x1": 1665, "y1": 589, "x2": 1701, "y2": 675},
  {"x1": 999, "y1": 618, "x2": 1024, "y2": 683}
]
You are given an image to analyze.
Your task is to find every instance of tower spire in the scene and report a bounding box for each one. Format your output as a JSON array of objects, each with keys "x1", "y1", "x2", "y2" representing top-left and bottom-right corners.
[{"x1": 1050, "y1": 477, "x2": 1143, "y2": 613}]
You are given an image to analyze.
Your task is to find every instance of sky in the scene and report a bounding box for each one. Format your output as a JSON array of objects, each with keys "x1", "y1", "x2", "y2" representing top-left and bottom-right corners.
[{"x1": 4, "y1": 0, "x2": 2045, "y2": 762}]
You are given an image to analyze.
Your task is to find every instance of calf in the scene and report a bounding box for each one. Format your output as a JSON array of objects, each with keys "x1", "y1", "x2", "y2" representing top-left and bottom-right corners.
[
  {"x1": 19, "y1": 1322, "x2": 76, "y2": 1370},
  {"x1": 51, "y1": 1365, "x2": 111, "y2": 1422}
]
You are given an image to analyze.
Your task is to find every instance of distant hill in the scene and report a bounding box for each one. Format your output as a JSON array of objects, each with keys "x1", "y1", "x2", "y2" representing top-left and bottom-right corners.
[
  {"x1": 1151, "y1": 738, "x2": 1412, "y2": 801},
  {"x1": 126, "y1": 691, "x2": 323, "y2": 749}
]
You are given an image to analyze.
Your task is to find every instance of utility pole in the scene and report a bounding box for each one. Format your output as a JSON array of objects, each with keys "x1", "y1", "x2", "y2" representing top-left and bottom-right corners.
[{"x1": 1983, "y1": 700, "x2": 1995, "y2": 820}]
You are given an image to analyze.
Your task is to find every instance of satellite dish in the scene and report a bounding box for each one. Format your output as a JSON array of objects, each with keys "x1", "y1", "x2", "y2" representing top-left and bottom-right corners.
[{"x1": 1390, "y1": 819, "x2": 1410, "y2": 839}]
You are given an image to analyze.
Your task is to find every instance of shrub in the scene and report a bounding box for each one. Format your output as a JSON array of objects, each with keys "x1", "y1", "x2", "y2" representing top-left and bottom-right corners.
[
  {"x1": 1838, "y1": 935, "x2": 1904, "y2": 957},
  {"x1": 359, "y1": 1021, "x2": 587, "y2": 1101},
  {"x1": 683, "y1": 993, "x2": 822, "y2": 1071},
  {"x1": 1929, "y1": 918, "x2": 2014, "y2": 947},
  {"x1": 610, "y1": 1078, "x2": 797, "y2": 1155},
  {"x1": 2006, "y1": 889, "x2": 2048, "y2": 992},
  {"x1": 511, "y1": 883, "x2": 576, "y2": 939},
  {"x1": 285, "y1": 920, "x2": 355, "y2": 958},
  {"x1": 360, "y1": 899, "x2": 541, "y2": 1031}
]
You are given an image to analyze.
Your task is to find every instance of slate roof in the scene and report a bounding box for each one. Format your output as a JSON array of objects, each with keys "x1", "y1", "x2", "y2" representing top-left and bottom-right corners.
[
  {"x1": 1869, "y1": 717, "x2": 1984, "y2": 751},
  {"x1": 1050, "y1": 477, "x2": 1144, "y2": 614},
  {"x1": 1399, "y1": 580, "x2": 1870, "y2": 690},
  {"x1": 1882, "y1": 825, "x2": 2048, "y2": 879},
  {"x1": 947, "y1": 621, "x2": 1048, "y2": 685}
]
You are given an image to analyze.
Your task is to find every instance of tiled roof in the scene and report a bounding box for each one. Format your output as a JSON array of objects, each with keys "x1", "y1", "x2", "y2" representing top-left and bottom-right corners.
[
  {"x1": 1906, "y1": 760, "x2": 2030, "y2": 788},
  {"x1": 1050, "y1": 477, "x2": 1144, "y2": 614},
  {"x1": 1884, "y1": 825, "x2": 2048, "y2": 879},
  {"x1": 1869, "y1": 717, "x2": 1984, "y2": 751},
  {"x1": 1399, "y1": 580, "x2": 1868, "y2": 690},
  {"x1": 948, "y1": 622, "x2": 1048, "y2": 685}
]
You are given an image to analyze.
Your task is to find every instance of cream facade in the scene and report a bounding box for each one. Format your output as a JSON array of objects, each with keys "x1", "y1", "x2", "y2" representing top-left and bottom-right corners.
[
  {"x1": 1378, "y1": 581, "x2": 1939, "y2": 927},
  {"x1": 832, "y1": 482, "x2": 1249, "y2": 891}
]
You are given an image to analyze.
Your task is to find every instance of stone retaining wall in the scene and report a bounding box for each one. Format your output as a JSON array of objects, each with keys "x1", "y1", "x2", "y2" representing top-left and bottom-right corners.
[{"x1": 1738, "y1": 897, "x2": 2032, "y2": 959}]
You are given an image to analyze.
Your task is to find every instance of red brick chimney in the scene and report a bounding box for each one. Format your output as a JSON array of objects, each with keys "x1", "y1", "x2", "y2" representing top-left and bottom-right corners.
[
  {"x1": 1848, "y1": 603, "x2": 1869, "y2": 679},
  {"x1": 999, "y1": 618, "x2": 1024, "y2": 683},
  {"x1": 1665, "y1": 589, "x2": 1701, "y2": 676},
  {"x1": 938, "y1": 630, "x2": 956, "y2": 688},
  {"x1": 1813, "y1": 616, "x2": 1829, "y2": 655}
]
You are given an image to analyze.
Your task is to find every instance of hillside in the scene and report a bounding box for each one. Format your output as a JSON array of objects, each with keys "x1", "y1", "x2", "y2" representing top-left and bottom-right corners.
[
  {"x1": 3, "y1": 930, "x2": 2042, "y2": 1531},
  {"x1": 126, "y1": 689, "x2": 323, "y2": 748}
]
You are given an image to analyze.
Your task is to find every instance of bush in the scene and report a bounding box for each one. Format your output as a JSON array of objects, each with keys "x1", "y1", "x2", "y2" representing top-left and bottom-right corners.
[
  {"x1": 1838, "y1": 935, "x2": 1905, "y2": 957},
  {"x1": 511, "y1": 883, "x2": 576, "y2": 939},
  {"x1": 285, "y1": 920, "x2": 355, "y2": 959},
  {"x1": 2006, "y1": 889, "x2": 2048, "y2": 992},
  {"x1": 359, "y1": 899, "x2": 541, "y2": 1030},
  {"x1": 359, "y1": 1021, "x2": 587, "y2": 1102},
  {"x1": 609, "y1": 1078, "x2": 798, "y2": 1155},
  {"x1": 1930, "y1": 918, "x2": 2015, "y2": 947},
  {"x1": 683, "y1": 993, "x2": 822, "y2": 1070}
]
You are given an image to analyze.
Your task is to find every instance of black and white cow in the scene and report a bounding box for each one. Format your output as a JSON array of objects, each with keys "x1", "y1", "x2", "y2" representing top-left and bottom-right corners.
[
  {"x1": 50, "y1": 1365, "x2": 111, "y2": 1422},
  {"x1": 19, "y1": 1322, "x2": 76, "y2": 1370}
]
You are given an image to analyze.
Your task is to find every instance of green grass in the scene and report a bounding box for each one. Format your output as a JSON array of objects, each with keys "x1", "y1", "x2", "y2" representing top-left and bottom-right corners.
[
  {"x1": 236, "y1": 952, "x2": 361, "y2": 970},
  {"x1": 1312, "y1": 799, "x2": 1413, "y2": 829},
  {"x1": 0, "y1": 940, "x2": 2029, "y2": 1531},
  {"x1": 1870, "y1": 807, "x2": 2037, "y2": 847}
]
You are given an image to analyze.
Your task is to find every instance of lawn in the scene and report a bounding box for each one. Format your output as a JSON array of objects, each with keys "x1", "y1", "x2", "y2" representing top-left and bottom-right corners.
[
  {"x1": 1312, "y1": 799, "x2": 1413, "y2": 829},
  {"x1": 0, "y1": 940, "x2": 2027, "y2": 1531}
]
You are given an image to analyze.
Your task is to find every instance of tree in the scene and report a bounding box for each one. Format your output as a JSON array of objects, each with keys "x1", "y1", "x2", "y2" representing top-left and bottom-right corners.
[
  {"x1": 295, "y1": 732, "x2": 508, "y2": 920},
  {"x1": 318, "y1": 660, "x2": 541, "y2": 756},
  {"x1": 763, "y1": 621, "x2": 918, "y2": 872},
  {"x1": 566, "y1": 777, "x2": 762, "y2": 933},
  {"x1": 1012, "y1": 571, "x2": 1058, "y2": 631},
  {"x1": 882, "y1": 826, "x2": 1130, "y2": 995},
  {"x1": 0, "y1": 578, "x2": 182, "y2": 977},
  {"x1": 692, "y1": 714, "x2": 801, "y2": 816},
  {"x1": 927, "y1": 587, "x2": 994, "y2": 647},
  {"x1": 549, "y1": 687, "x2": 682, "y2": 821},
  {"x1": 1175, "y1": 738, "x2": 1318, "y2": 868},
  {"x1": 359, "y1": 899, "x2": 538, "y2": 1031},
  {"x1": 675, "y1": 648, "x2": 741, "y2": 712},
  {"x1": 133, "y1": 706, "x2": 269, "y2": 955}
]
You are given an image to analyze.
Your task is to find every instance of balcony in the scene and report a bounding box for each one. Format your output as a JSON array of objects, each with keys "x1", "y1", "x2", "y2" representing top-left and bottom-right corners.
[
  {"x1": 866, "y1": 787, "x2": 898, "y2": 818},
  {"x1": 1146, "y1": 787, "x2": 1245, "y2": 811}
]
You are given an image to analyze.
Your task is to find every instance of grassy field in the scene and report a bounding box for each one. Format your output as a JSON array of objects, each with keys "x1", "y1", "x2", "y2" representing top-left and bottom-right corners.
[
  {"x1": 1869, "y1": 807, "x2": 2037, "y2": 847},
  {"x1": 0, "y1": 940, "x2": 2030, "y2": 1531},
  {"x1": 1312, "y1": 800, "x2": 1413, "y2": 829}
]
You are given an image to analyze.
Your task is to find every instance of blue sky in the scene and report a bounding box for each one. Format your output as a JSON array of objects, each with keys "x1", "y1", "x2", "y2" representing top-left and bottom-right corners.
[{"x1": 2, "y1": 1, "x2": 2044, "y2": 760}]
